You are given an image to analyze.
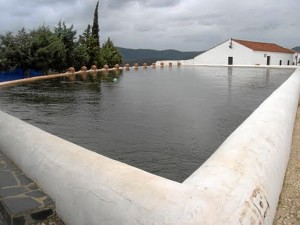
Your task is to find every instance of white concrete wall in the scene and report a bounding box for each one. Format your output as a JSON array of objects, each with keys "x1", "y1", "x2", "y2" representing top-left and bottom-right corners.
[
  {"x1": 294, "y1": 53, "x2": 299, "y2": 66},
  {"x1": 182, "y1": 39, "x2": 294, "y2": 66},
  {"x1": 184, "y1": 68, "x2": 300, "y2": 224},
  {"x1": 0, "y1": 68, "x2": 299, "y2": 225},
  {"x1": 252, "y1": 51, "x2": 294, "y2": 66},
  {"x1": 189, "y1": 40, "x2": 254, "y2": 65}
]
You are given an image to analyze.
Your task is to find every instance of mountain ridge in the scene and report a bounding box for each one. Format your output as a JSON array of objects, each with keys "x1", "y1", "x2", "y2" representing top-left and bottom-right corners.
[
  {"x1": 117, "y1": 47, "x2": 204, "y2": 65},
  {"x1": 292, "y1": 46, "x2": 300, "y2": 51}
]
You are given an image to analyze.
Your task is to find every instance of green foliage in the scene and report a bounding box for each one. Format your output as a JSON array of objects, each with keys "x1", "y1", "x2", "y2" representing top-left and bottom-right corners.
[
  {"x1": 0, "y1": 26, "x2": 66, "y2": 73},
  {"x1": 54, "y1": 21, "x2": 77, "y2": 68},
  {"x1": 30, "y1": 26, "x2": 66, "y2": 72},
  {"x1": 87, "y1": 1, "x2": 103, "y2": 67},
  {"x1": 79, "y1": 24, "x2": 101, "y2": 67},
  {"x1": 73, "y1": 43, "x2": 90, "y2": 70},
  {"x1": 0, "y1": 29, "x2": 34, "y2": 72},
  {"x1": 92, "y1": 1, "x2": 100, "y2": 47},
  {"x1": 0, "y1": 32, "x2": 19, "y2": 71},
  {"x1": 0, "y1": 1, "x2": 122, "y2": 73},
  {"x1": 14, "y1": 28, "x2": 32, "y2": 72},
  {"x1": 101, "y1": 37, "x2": 122, "y2": 67}
]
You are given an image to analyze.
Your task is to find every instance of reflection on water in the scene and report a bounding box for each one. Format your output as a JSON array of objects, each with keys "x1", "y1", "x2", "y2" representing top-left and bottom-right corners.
[{"x1": 0, "y1": 67, "x2": 294, "y2": 182}]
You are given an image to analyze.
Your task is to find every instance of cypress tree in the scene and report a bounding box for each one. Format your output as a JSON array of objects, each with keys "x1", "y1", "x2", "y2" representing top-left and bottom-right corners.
[{"x1": 92, "y1": 1, "x2": 100, "y2": 47}]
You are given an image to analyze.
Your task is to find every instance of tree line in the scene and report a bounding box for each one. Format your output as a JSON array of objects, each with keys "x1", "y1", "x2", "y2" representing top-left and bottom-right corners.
[{"x1": 0, "y1": 1, "x2": 122, "y2": 74}]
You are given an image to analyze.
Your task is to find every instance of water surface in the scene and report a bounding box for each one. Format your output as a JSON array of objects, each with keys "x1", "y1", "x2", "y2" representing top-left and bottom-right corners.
[{"x1": 0, "y1": 67, "x2": 294, "y2": 182}]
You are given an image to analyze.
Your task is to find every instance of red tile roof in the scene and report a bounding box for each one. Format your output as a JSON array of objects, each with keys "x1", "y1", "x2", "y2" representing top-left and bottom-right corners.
[{"x1": 233, "y1": 39, "x2": 294, "y2": 54}]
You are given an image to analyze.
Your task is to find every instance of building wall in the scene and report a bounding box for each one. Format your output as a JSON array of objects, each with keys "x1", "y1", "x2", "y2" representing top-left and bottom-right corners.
[
  {"x1": 188, "y1": 39, "x2": 253, "y2": 65},
  {"x1": 183, "y1": 39, "x2": 294, "y2": 66},
  {"x1": 252, "y1": 51, "x2": 294, "y2": 66},
  {"x1": 294, "y1": 53, "x2": 299, "y2": 66}
]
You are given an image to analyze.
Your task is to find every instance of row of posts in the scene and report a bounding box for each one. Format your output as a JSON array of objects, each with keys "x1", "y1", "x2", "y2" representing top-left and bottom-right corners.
[
  {"x1": 131, "y1": 62, "x2": 182, "y2": 69},
  {"x1": 67, "y1": 62, "x2": 182, "y2": 74}
]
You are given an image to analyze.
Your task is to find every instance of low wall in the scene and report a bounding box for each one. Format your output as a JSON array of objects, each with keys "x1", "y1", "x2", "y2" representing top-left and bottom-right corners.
[
  {"x1": 0, "y1": 68, "x2": 120, "y2": 88},
  {"x1": 156, "y1": 59, "x2": 298, "y2": 69},
  {"x1": 155, "y1": 60, "x2": 182, "y2": 66},
  {"x1": 184, "y1": 64, "x2": 298, "y2": 69},
  {"x1": 0, "y1": 68, "x2": 299, "y2": 225}
]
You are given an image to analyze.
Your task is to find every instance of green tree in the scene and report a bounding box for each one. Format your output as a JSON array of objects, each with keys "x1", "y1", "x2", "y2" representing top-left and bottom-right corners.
[
  {"x1": 79, "y1": 25, "x2": 93, "y2": 65},
  {"x1": 54, "y1": 21, "x2": 77, "y2": 68},
  {"x1": 0, "y1": 26, "x2": 66, "y2": 73},
  {"x1": 101, "y1": 37, "x2": 122, "y2": 67},
  {"x1": 79, "y1": 24, "x2": 92, "y2": 46},
  {"x1": 14, "y1": 28, "x2": 33, "y2": 74},
  {"x1": 92, "y1": 1, "x2": 100, "y2": 47},
  {"x1": 0, "y1": 32, "x2": 18, "y2": 71},
  {"x1": 80, "y1": 24, "x2": 101, "y2": 67},
  {"x1": 30, "y1": 26, "x2": 65, "y2": 73},
  {"x1": 48, "y1": 37, "x2": 67, "y2": 72},
  {"x1": 0, "y1": 1, "x2": 123, "y2": 73},
  {"x1": 73, "y1": 42, "x2": 90, "y2": 70},
  {"x1": 0, "y1": 29, "x2": 33, "y2": 73}
]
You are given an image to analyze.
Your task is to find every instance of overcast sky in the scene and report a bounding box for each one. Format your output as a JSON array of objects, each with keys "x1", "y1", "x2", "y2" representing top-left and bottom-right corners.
[{"x1": 0, "y1": 0, "x2": 299, "y2": 51}]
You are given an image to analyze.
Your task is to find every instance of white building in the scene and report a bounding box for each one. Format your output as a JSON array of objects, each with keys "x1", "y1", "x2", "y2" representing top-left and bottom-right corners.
[
  {"x1": 183, "y1": 38, "x2": 295, "y2": 66},
  {"x1": 293, "y1": 50, "x2": 300, "y2": 66}
]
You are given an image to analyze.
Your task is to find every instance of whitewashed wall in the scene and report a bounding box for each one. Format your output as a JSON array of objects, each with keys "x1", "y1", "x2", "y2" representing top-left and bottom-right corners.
[
  {"x1": 182, "y1": 39, "x2": 294, "y2": 66},
  {"x1": 252, "y1": 51, "x2": 294, "y2": 66},
  {"x1": 186, "y1": 40, "x2": 253, "y2": 65},
  {"x1": 0, "y1": 68, "x2": 299, "y2": 225},
  {"x1": 294, "y1": 53, "x2": 299, "y2": 66}
]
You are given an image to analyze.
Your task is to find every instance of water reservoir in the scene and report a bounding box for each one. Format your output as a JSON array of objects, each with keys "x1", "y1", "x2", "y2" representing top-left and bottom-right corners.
[{"x1": 0, "y1": 66, "x2": 294, "y2": 182}]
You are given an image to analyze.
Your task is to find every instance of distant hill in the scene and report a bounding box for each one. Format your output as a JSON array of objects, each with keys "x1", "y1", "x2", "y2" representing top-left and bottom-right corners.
[
  {"x1": 292, "y1": 46, "x2": 300, "y2": 52},
  {"x1": 117, "y1": 47, "x2": 204, "y2": 65}
]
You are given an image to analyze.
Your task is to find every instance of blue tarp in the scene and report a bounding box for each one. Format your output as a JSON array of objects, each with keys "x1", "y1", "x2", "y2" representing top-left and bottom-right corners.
[{"x1": 0, "y1": 68, "x2": 43, "y2": 82}]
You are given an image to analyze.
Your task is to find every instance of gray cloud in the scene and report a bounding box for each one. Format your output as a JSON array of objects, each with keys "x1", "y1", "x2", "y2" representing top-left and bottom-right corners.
[
  {"x1": 106, "y1": 0, "x2": 181, "y2": 8},
  {"x1": 140, "y1": 0, "x2": 181, "y2": 8},
  {"x1": 0, "y1": 0, "x2": 299, "y2": 51}
]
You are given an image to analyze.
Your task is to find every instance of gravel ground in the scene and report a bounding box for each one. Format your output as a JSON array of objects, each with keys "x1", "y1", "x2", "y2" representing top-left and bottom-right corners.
[{"x1": 273, "y1": 106, "x2": 300, "y2": 225}]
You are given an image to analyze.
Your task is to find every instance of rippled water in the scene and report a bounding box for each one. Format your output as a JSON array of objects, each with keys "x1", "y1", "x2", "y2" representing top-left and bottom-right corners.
[{"x1": 0, "y1": 67, "x2": 294, "y2": 182}]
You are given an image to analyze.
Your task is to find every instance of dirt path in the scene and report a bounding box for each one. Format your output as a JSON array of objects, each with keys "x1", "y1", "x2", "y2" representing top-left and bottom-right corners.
[{"x1": 273, "y1": 106, "x2": 300, "y2": 224}]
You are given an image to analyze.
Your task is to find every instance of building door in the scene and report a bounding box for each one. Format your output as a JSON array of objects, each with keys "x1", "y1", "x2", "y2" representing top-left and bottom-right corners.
[
  {"x1": 287, "y1": 60, "x2": 290, "y2": 65},
  {"x1": 279, "y1": 60, "x2": 282, "y2": 65},
  {"x1": 228, "y1": 57, "x2": 233, "y2": 65},
  {"x1": 267, "y1": 56, "x2": 271, "y2": 65}
]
